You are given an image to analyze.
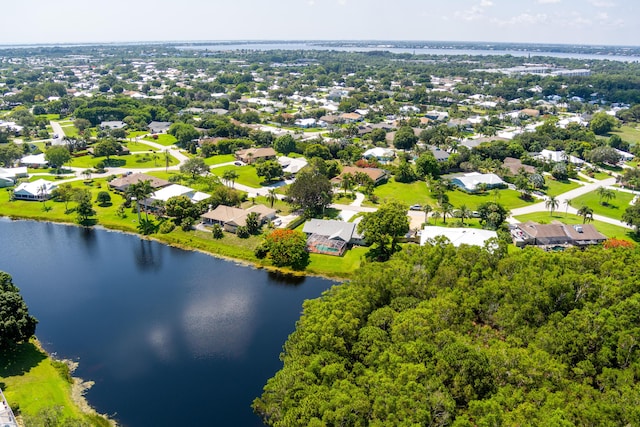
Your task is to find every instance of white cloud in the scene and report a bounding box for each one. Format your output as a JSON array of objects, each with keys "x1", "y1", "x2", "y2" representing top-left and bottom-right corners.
[
  {"x1": 589, "y1": 0, "x2": 615, "y2": 7},
  {"x1": 337, "y1": 0, "x2": 347, "y2": 5},
  {"x1": 480, "y1": 0, "x2": 494, "y2": 7},
  {"x1": 537, "y1": 0, "x2": 561, "y2": 3},
  {"x1": 455, "y1": 6, "x2": 484, "y2": 22},
  {"x1": 494, "y1": 12, "x2": 549, "y2": 26},
  {"x1": 307, "y1": 0, "x2": 315, "y2": 5}
]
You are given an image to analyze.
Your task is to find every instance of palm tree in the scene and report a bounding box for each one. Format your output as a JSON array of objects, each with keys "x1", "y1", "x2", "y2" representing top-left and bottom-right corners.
[
  {"x1": 266, "y1": 188, "x2": 278, "y2": 209},
  {"x1": 128, "y1": 180, "x2": 154, "y2": 222},
  {"x1": 596, "y1": 186, "x2": 616, "y2": 206},
  {"x1": 439, "y1": 202, "x2": 454, "y2": 224},
  {"x1": 341, "y1": 172, "x2": 354, "y2": 195},
  {"x1": 164, "y1": 149, "x2": 170, "y2": 173},
  {"x1": 545, "y1": 195, "x2": 559, "y2": 216},
  {"x1": 563, "y1": 198, "x2": 572, "y2": 217},
  {"x1": 458, "y1": 204, "x2": 472, "y2": 225},
  {"x1": 577, "y1": 205, "x2": 594, "y2": 223},
  {"x1": 223, "y1": 169, "x2": 239, "y2": 188},
  {"x1": 422, "y1": 204, "x2": 433, "y2": 224}
]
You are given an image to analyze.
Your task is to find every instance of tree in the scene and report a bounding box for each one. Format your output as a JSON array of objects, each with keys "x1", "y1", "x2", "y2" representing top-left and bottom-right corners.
[
  {"x1": 45, "y1": 146, "x2": 71, "y2": 173},
  {"x1": 577, "y1": 205, "x2": 594, "y2": 223},
  {"x1": 255, "y1": 160, "x2": 283, "y2": 182},
  {"x1": 622, "y1": 203, "x2": 640, "y2": 235},
  {"x1": 127, "y1": 180, "x2": 154, "y2": 222},
  {"x1": 439, "y1": 202, "x2": 454, "y2": 224},
  {"x1": 596, "y1": 186, "x2": 616, "y2": 205},
  {"x1": 51, "y1": 183, "x2": 75, "y2": 212},
  {"x1": 415, "y1": 151, "x2": 440, "y2": 178},
  {"x1": 589, "y1": 112, "x2": 618, "y2": 135},
  {"x1": 457, "y1": 204, "x2": 472, "y2": 225},
  {"x1": 211, "y1": 224, "x2": 224, "y2": 239},
  {"x1": 266, "y1": 188, "x2": 278, "y2": 209},
  {"x1": 393, "y1": 126, "x2": 418, "y2": 150},
  {"x1": 304, "y1": 144, "x2": 332, "y2": 160},
  {"x1": 222, "y1": 169, "x2": 239, "y2": 188},
  {"x1": 477, "y1": 202, "x2": 509, "y2": 229},
  {"x1": 263, "y1": 229, "x2": 309, "y2": 268},
  {"x1": 180, "y1": 157, "x2": 209, "y2": 179},
  {"x1": 358, "y1": 200, "x2": 409, "y2": 260},
  {"x1": 93, "y1": 139, "x2": 121, "y2": 164},
  {"x1": 165, "y1": 195, "x2": 199, "y2": 224},
  {"x1": 551, "y1": 162, "x2": 568, "y2": 180},
  {"x1": 0, "y1": 271, "x2": 37, "y2": 349},
  {"x1": 73, "y1": 189, "x2": 95, "y2": 224},
  {"x1": 514, "y1": 173, "x2": 532, "y2": 199},
  {"x1": 564, "y1": 198, "x2": 572, "y2": 216},
  {"x1": 589, "y1": 146, "x2": 621, "y2": 165},
  {"x1": 0, "y1": 142, "x2": 22, "y2": 167},
  {"x1": 168, "y1": 122, "x2": 200, "y2": 147},
  {"x1": 422, "y1": 204, "x2": 433, "y2": 224},
  {"x1": 394, "y1": 161, "x2": 418, "y2": 183},
  {"x1": 340, "y1": 172, "x2": 354, "y2": 195},
  {"x1": 74, "y1": 118, "x2": 91, "y2": 133},
  {"x1": 545, "y1": 195, "x2": 559, "y2": 216},
  {"x1": 96, "y1": 191, "x2": 111, "y2": 207},
  {"x1": 273, "y1": 134, "x2": 297, "y2": 155},
  {"x1": 245, "y1": 212, "x2": 261, "y2": 235},
  {"x1": 286, "y1": 167, "x2": 333, "y2": 216}
]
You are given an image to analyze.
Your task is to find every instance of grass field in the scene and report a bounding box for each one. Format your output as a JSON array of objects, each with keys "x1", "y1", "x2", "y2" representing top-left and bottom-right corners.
[
  {"x1": 372, "y1": 180, "x2": 432, "y2": 206},
  {"x1": 571, "y1": 189, "x2": 635, "y2": 220},
  {"x1": 127, "y1": 131, "x2": 148, "y2": 139},
  {"x1": 204, "y1": 154, "x2": 235, "y2": 166},
  {"x1": 445, "y1": 188, "x2": 535, "y2": 210},
  {"x1": 142, "y1": 134, "x2": 177, "y2": 146},
  {"x1": 543, "y1": 179, "x2": 581, "y2": 197},
  {"x1": 211, "y1": 164, "x2": 263, "y2": 188},
  {"x1": 68, "y1": 152, "x2": 179, "y2": 169},
  {"x1": 0, "y1": 341, "x2": 109, "y2": 425},
  {"x1": 609, "y1": 125, "x2": 640, "y2": 145},
  {"x1": 60, "y1": 124, "x2": 79, "y2": 137},
  {"x1": 122, "y1": 140, "x2": 162, "y2": 153},
  {"x1": 513, "y1": 211, "x2": 635, "y2": 243}
]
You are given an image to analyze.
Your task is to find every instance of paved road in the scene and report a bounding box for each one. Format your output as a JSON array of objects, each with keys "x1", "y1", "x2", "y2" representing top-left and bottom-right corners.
[{"x1": 49, "y1": 121, "x2": 66, "y2": 145}]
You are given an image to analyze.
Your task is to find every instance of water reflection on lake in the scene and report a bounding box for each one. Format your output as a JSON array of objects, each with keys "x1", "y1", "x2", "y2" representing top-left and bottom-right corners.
[{"x1": 0, "y1": 219, "x2": 334, "y2": 426}]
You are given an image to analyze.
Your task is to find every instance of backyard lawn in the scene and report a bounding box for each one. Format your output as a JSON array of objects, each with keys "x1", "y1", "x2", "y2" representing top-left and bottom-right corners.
[
  {"x1": 608, "y1": 125, "x2": 640, "y2": 145},
  {"x1": 372, "y1": 180, "x2": 432, "y2": 206},
  {"x1": 211, "y1": 164, "x2": 263, "y2": 188},
  {"x1": 571, "y1": 189, "x2": 635, "y2": 220},
  {"x1": 543, "y1": 179, "x2": 581, "y2": 197},
  {"x1": 142, "y1": 134, "x2": 177, "y2": 146},
  {"x1": 513, "y1": 211, "x2": 635, "y2": 243},
  {"x1": 445, "y1": 188, "x2": 535, "y2": 210},
  {"x1": 68, "y1": 152, "x2": 179, "y2": 169},
  {"x1": 204, "y1": 154, "x2": 235, "y2": 166}
]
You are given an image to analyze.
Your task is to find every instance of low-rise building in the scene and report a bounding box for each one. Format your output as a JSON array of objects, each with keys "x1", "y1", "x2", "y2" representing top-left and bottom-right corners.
[
  {"x1": 13, "y1": 179, "x2": 57, "y2": 201},
  {"x1": 420, "y1": 226, "x2": 497, "y2": 248},
  {"x1": 235, "y1": 147, "x2": 277, "y2": 164},
  {"x1": 511, "y1": 221, "x2": 607, "y2": 249},
  {"x1": 201, "y1": 204, "x2": 276, "y2": 233},
  {"x1": 108, "y1": 173, "x2": 171, "y2": 193},
  {"x1": 451, "y1": 172, "x2": 506, "y2": 192},
  {"x1": 302, "y1": 218, "x2": 366, "y2": 256},
  {"x1": 332, "y1": 166, "x2": 389, "y2": 186}
]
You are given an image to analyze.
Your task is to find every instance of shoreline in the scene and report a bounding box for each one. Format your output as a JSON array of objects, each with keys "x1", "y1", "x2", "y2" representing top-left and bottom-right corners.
[{"x1": 0, "y1": 215, "x2": 350, "y2": 282}]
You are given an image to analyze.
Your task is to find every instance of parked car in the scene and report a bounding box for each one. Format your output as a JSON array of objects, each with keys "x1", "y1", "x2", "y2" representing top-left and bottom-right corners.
[
  {"x1": 234, "y1": 161, "x2": 244, "y2": 166},
  {"x1": 409, "y1": 204, "x2": 422, "y2": 211}
]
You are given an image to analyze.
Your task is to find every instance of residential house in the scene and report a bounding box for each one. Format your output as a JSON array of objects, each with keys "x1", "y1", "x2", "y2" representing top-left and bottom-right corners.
[
  {"x1": 278, "y1": 156, "x2": 308, "y2": 174},
  {"x1": 339, "y1": 112, "x2": 362, "y2": 123},
  {"x1": 148, "y1": 121, "x2": 172, "y2": 134},
  {"x1": 235, "y1": 147, "x2": 277, "y2": 164},
  {"x1": 302, "y1": 218, "x2": 366, "y2": 256},
  {"x1": 108, "y1": 173, "x2": 171, "y2": 193},
  {"x1": 201, "y1": 204, "x2": 276, "y2": 233},
  {"x1": 294, "y1": 118, "x2": 326, "y2": 128},
  {"x1": 363, "y1": 147, "x2": 395, "y2": 164},
  {"x1": 429, "y1": 146, "x2": 450, "y2": 162},
  {"x1": 13, "y1": 179, "x2": 57, "y2": 201},
  {"x1": 332, "y1": 166, "x2": 388, "y2": 186},
  {"x1": 19, "y1": 153, "x2": 48, "y2": 168},
  {"x1": 511, "y1": 221, "x2": 607, "y2": 248},
  {"x1": 451, "y1": 172, "x2": 506, "y2": 192},
  {"x1": 420, "y1": 227, "x2": 498, "y2": 248},
  {"x1": 142, "y1": 184, "x2": 210, "y2": 210},
  {"x1": 100, "y1": 121, "x2": 127, "y2": 130},
  {"x1": 535, "y1": 149, "x2": 585, "y2": 166}
]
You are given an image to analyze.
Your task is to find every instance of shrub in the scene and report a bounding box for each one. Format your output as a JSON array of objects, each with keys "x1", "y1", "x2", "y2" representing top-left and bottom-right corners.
[
  {"x1": 159, "y1": 221, "x2": 175, "y2": 234},
  {"x1": 181, "y1": 217, "x2": 195, "y2": 231},
  {"x1": 96, "y1": 191, "x2": 111, "y2": 206},
  {"x1": 211, "y1": 224, "x2": 224, "y2": 239},
  {"x1": 236, "y1": 225, "x2": 250, "y2": 238}
]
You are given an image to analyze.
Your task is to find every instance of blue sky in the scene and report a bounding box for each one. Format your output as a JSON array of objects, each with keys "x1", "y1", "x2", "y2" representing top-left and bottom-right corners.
[{"x1": 1, "y1": 0, "x2": 637, "y2": 46}]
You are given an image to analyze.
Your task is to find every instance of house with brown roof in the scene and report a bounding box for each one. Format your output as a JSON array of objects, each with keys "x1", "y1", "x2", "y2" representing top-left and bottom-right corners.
[
  {"x1": 503, "y1": 157, "x2": 536, "y2": 175},
  {"x1": 511, "y1": 221, "x2": 607, "y2": 249},
  {"x1": 108, "y1": 173, "x2": 171, "y2": 193},
  {"x1": 332, "y1": 166, "x2": 388, "y2": 186},
  {"x1": 201, "y1": 204, "x2": 276, "y2": 233},
  {"x1": 235, "y1": 147, "x2": 277, "y2": 164},
  {"x1": 339, "y1": 112, "x2": 362, "y2": 123}
]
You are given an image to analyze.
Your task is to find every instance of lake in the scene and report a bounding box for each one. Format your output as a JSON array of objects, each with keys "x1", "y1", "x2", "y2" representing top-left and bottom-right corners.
[{"x1": 0, "y1": 218, "x2": 335, "y2": 426}]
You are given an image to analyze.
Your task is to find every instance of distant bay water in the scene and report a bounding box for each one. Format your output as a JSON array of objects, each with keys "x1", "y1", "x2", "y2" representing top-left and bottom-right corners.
[
  {"x1": 0, "y1": 219, "x2": 334, "y2": 426},
  {"x1": 176, "y1": 42, "x2": 640, "y2": 62}
]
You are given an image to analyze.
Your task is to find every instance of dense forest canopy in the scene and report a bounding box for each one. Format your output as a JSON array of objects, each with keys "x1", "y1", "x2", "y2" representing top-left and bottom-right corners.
[{"x1": 254, "y1": 244, "x2": 640, "y2": 426}]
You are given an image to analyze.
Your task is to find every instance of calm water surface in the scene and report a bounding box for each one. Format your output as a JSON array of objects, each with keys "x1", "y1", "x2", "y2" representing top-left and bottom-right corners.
[{"x1": 0, "y1": 219, "x2": 335, "y2": 426}]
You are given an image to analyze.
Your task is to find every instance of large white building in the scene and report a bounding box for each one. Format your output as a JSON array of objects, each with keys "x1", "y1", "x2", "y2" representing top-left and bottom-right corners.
[{"x1": 420, "y1": 227, "x2": 498, "y2": 248}]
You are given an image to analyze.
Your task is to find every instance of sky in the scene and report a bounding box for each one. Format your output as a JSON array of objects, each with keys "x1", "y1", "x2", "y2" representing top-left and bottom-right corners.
[{"x1": 0, "y1": 0, "x2": 638, "y2": 46}]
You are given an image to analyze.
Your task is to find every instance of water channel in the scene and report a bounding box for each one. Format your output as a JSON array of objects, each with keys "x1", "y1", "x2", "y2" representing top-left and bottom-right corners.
[{"x1": 0, "y1": 218, "x2": 335, "y2": 426}]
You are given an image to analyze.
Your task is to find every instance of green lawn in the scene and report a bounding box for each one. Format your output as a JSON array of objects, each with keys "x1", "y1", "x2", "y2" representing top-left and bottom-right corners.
[
  {"x1": 122, "y1": 140, "x2": 161, "y2": 152},
  {"x1": 142, "y1": 134, "x2": 177, "y2": 146},
  {"x1": 211, "y1": 165, "x2": 263, "y2": 188},
  {"x1": 513, "y1": 212, "x2": 635, "y2": 243},
  {"x1": 306, "y1": 246, "x2": 367, "y2": 277},
  {"x1": 68, "y1": 152, "x2": 179, "y2": 169},
  {"x1": 241, "y1": 196, "x2": 292, "y2": 215},
  {"x1": 372, "y1": 180, "x2": 432, "y2": 206},
  {"x1": 127, "y1": 130, "x2": 148, "y2": 139},
  {"x1": 608, "y1": 125, "x2": 640, "y2": 145},
  {"x1": 0, "y1": 341, "x2": 109, "y2": 425},
  {"x1": 60, "y1": 124, "x2": 79, "y2": 137},
  {"x1": 571, "y1": 190, "x2": 635, "y2": 220},
  {"x1": 543, "y1": 179, "x2": 581, "y2": 197},
  {"x1": 445, "y1": 188, "x2": 535, "y2": 211},
  {"x1": 204, "y1": 154, "x2": 235, "y2": 166}
]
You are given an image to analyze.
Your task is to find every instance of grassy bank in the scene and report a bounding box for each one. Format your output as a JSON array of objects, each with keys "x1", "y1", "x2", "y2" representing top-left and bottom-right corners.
[{"x1": 0, "y1": 340, "x2": 111, "y2": 426}]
